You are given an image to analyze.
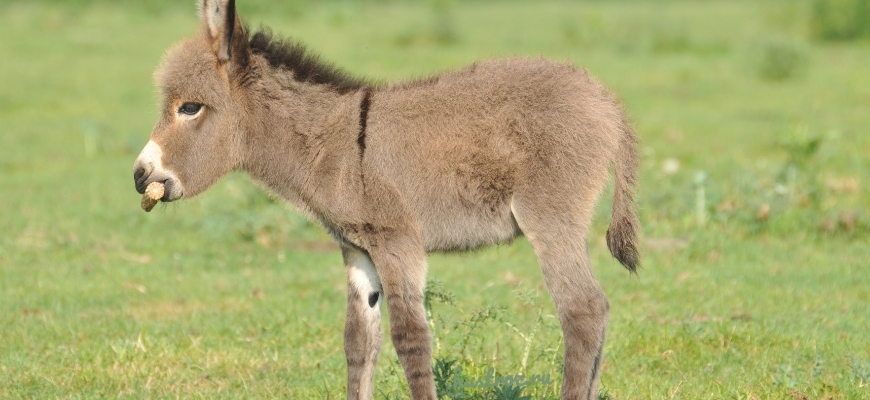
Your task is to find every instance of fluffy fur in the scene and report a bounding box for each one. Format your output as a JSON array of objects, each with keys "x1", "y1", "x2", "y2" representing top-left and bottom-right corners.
[{"x1": 133, "y1": 1, "x2": 641, "y2": 399}]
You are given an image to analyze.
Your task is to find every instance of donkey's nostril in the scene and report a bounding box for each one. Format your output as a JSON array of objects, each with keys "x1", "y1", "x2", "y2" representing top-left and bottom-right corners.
[{"x1": 134, "y1": 167, "x2": 148, "y2": 194}]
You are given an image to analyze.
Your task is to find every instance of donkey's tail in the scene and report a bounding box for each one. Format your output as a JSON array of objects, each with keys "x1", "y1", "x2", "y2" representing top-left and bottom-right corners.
[{"x1": 606, "y1": 118, "x2": 640, "y2": 273}]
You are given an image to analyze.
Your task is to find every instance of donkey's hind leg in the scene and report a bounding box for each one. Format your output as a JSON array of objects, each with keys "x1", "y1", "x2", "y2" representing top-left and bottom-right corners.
[
  {"x1": 512, "y1": 197, "x2": 609, "y2": 400},
  {"x1": 343, "y1": 246, "x2": 384, "y2": 400}
]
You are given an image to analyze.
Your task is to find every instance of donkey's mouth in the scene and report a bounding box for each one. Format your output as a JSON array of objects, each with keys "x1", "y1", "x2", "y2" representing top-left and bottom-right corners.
[
  {"x1": 134, "y1": 175, "x2": 182, "y2": 202},
  {"x1": 134, "y1": 163, "x2": 183, "y2": 202},
  {"x1": 160, "y1": 179, "x2": 182, "y2": 202}
]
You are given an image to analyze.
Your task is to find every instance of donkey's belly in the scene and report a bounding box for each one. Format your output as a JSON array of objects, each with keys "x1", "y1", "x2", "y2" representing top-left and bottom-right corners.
[{"x1": 415, "y1": 199, "x2": 522, "y2": 253}]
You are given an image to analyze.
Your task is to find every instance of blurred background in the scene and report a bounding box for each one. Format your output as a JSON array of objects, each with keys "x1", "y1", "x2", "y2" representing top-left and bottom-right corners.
[{"x1": 1, "y1": 0, "x2": 868, "y2": 398}]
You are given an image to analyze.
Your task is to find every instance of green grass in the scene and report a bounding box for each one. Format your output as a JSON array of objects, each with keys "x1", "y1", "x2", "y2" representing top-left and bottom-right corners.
[{"x1": 1, "y1": 0, "x2": 868, "y2": 398}]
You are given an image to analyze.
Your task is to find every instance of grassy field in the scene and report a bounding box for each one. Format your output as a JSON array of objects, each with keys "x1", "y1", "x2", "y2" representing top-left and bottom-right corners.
[{"x1": 1, "y1": 0, "x2": 868, "y2": 398}]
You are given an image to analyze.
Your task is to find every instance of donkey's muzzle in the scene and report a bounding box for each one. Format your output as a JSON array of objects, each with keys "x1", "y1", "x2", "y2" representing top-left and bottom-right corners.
[{"x1": 133, "y1": 140, "x2": 182, "y2": 201}]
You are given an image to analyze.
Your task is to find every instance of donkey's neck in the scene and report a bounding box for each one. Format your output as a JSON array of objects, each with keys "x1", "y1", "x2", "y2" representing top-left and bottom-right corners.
[{"x1": 241, "y1": 68, "x2": 366, "y2": 220}]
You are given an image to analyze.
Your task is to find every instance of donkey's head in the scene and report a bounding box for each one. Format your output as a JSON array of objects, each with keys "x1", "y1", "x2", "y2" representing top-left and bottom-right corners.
[{"x1": 133, "y1": 0, "x2": 249, "y2": 201}]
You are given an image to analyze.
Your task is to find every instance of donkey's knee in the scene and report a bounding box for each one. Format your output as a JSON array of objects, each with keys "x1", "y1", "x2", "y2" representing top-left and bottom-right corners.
[
  {"x1": 565, "y1": 286, "x2": 609, "y2": 323},
  {"x1": 558, "y1": 286, "x2": 609, "y2": 358}
]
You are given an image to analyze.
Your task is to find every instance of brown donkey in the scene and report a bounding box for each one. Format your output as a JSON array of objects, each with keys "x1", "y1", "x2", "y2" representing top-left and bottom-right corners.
[{"x1": 133, "y1": 1, "x2": 640, "y2": 398}]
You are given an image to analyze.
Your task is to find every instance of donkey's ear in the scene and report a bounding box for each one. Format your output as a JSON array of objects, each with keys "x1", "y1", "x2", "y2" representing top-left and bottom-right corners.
[{"x1": 199, "y1": 0, "x2": 243, "y2": 63}]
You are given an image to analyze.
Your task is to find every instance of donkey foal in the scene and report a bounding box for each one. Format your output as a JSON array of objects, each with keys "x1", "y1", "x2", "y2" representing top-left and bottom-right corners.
[{"x1": 132, "y1": 1, "x2": 640, "y2": 399}]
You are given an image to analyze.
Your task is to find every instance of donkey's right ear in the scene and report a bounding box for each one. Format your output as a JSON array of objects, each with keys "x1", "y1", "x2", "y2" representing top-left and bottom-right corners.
[{"x1": 199, "y1": 0, "x2": 245, "y2": 64}]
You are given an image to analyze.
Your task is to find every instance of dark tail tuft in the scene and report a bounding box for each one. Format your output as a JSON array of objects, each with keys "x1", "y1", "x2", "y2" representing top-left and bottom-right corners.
[
  {"x1": 607, "y1": 118, "x2": 640, "y2": 273},
  {"x1": 607, "y1": 221, "x2": 639, "y2": 273}
]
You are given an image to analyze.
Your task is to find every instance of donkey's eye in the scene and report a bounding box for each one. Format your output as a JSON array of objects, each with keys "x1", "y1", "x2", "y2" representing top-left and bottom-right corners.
[{"x1": 178, "y1": 103, "x2": 203, "y2": 116}]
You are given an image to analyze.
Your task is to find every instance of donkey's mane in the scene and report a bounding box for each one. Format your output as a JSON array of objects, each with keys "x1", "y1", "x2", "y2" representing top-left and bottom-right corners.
[{"x1": 247, "y1": 27, "x2": 370, "y2": 94}]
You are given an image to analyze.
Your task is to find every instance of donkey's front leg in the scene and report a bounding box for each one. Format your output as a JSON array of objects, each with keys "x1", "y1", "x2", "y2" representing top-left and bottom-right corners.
[
  {"x1": 343, "y1": 246, "x2": 384, "y2": 400},
  {"x1": 368, "y1": 237, "x2": 437, "y2": 399}
]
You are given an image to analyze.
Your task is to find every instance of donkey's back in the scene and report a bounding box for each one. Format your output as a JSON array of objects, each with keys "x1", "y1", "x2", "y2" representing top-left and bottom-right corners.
[{"x1": 366, "y1": 57, "x2": 635, "y2": 255}]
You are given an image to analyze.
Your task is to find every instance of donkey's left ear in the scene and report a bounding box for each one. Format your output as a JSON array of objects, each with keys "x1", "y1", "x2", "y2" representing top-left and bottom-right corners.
[{"x1": 199, "y1": 0, "x2": 246, "y2": 64}]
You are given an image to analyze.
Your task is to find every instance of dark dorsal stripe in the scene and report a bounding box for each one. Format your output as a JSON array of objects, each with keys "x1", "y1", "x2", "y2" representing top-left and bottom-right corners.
[
  {"x1": 246, "y1": 28, "x2": 369, "y2": 94},
  {"x1": 357, "y1": 88, "x2": 372, "y2": 157}
]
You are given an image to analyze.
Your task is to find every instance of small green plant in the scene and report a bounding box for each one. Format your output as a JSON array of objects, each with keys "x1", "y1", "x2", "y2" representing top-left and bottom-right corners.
[
  {"x1": 489, "y1": 383, "x2": 531, "y2": 400},
  {"x1": 597, "y1": 387, "x2": 614, "y2": 400},
  {"x1": 425, "y1": 279, "x2": 456, "y2": 310},
  {"x1": 433, "y1": 358, "x2": 469, "y2": 399},
  {"x1": 424, "y1": 281, "x2": 560, "y2": 399},
  {"x1": 425, "y1": 279, "x2": 456, "y2": 356},
  {"x1": 455, "y1": 305, "x2": 506, "y2": 358}
]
